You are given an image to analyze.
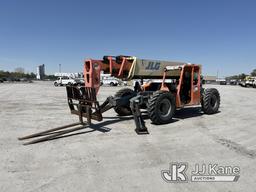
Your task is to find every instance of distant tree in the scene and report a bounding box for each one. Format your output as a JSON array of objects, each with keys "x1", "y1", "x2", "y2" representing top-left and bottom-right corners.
[
  {"x1": 225, "y1": 75, "x2": 238, "y2": 81},
  {"x1": 14, "y1": 67, "x2": 25, "y2": 74},
  {"x1": 30, "y1": 72, "x2": 36, "y2": 79},
  {"x1": 226, "y1": 73, "x2": 248, "y2": 80},
  {"x1": 0, "y1": 70, "x2": 4, "y2": 78},
  {"x1": 45, "y1": 75, "x2": 57, "y2": 80},
  {"x1": 251, "y1": 69, "x2": 256, "y2": 76},
  {"x1": 239, "y1": 73, "x2": 247, "y2": 80},
  {"x1": 0, "y1": 70, "x2": 37, "y2": 79}
]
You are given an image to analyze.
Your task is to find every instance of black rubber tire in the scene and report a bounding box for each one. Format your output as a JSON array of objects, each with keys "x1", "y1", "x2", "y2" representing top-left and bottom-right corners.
[
  {"x1": 147, "y1": 91, "x2": 176, "y2": 124},
  {"x1": 201, "y1": 88, "x2": 220, "y2": 114},
  {"x1": 110, "y1": 82, "x2": 114, "y2": 86},
  {"x1": 114, "y1": 88, "x2": 135, "y2": 116},
  {"x1": 54, "y1": 82, "x2": 58, "y2": 87},
  {"x1": 200, "y1": 87, "x2": 205, "y2": 106}
]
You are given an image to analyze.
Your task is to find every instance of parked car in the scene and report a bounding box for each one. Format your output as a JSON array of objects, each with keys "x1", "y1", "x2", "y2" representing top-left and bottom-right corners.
[
  {"x1": 229, "y1": 79, "x2": 237, "y2": 85},
  {"x1": 75, "y1": 78, "x2": 85, "y2": 86},
  {"x1": 122, "y1": 81, "x2": 128, "y2": 86},
  {"x1": 253, "y1": 80, "x2": 256, "y2": 88},
  {"x1": 6, "y1": 77, "x2": 16, "y2": 82},
  {"x1": 244, "y1": 79, "x2": 254, "y2": 87},
  {"x1": 218, "y1": 79, "x2": 227, "y2": 85},
  {"x1": 54, "y1": 76, "x2": 77, "y2": 86},
  {"x1": 101, "y1": 76, "x2": 120, "y2": 86},
  {"x1": 240, "y1": 77, "x2": 256, "y2": 87},
  {"x1": 0, "y1": 78, "x2": 3, "y2": 83}
]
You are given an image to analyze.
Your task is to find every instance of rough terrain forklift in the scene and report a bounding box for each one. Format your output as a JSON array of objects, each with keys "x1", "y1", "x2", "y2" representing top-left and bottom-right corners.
[{"x1": 19, "y1": 56, "x2": 220, "y2": 144}]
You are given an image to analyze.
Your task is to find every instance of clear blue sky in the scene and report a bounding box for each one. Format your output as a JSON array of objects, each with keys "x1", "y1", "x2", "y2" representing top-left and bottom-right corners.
[{"x1": 0, "y1": 0, "x2": 255, "y2": 77}]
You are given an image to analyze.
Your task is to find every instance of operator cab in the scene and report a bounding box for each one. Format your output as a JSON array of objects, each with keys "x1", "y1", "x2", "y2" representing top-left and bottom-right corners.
[
  {"x1": 137, "y1": 64, "x2": 201, "y2": 108},
  {"x1": 179, "y1": 65, "x2": 201, "y2": 106}
]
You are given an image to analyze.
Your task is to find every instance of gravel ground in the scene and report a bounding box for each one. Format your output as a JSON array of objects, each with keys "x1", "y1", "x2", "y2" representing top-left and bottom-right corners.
[{"x1": 0, "y1": 81, "x2": 256, "y2": 192}]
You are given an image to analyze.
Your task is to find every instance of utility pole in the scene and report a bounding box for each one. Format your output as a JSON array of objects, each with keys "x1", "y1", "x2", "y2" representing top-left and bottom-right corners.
[{"x1": 59, "y1": 64, "x2": 61, "y2": 73}]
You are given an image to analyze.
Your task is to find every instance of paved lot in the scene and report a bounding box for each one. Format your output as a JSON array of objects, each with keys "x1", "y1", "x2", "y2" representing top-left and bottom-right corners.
[{"x1": 0, "y1": 81, "x2": 256, "y2": 192}]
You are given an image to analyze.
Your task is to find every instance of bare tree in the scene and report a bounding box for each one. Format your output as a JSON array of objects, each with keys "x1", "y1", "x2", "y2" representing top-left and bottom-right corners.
[
  {"x1": 251, "y1": 69, "x2": 256, "y2": 76},
  {"x1": 14, "y1": 67, "x2": 25, "y2": 74}
]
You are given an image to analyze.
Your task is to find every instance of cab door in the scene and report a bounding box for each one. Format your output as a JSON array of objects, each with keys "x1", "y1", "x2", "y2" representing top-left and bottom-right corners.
[{"x1": 189, "y1": 66, "x2": 201, "y2": 105}]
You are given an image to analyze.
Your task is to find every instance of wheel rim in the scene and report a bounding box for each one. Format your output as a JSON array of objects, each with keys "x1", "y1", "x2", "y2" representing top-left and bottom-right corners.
[{"x1": 158, "y1": 98, "x2": 172, "y2": 118}]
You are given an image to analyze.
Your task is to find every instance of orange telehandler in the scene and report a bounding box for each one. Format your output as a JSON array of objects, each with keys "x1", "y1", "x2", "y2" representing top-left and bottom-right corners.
[{"x1": 19, "y1": 56, "x2": 220, "y2": 144}]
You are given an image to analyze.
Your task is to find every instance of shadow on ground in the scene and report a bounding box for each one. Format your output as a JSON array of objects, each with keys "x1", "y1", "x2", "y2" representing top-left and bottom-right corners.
[
  {"x1": 174, "y1": 107, "x2": 204, "y2": 119},
  {"x1": 21, "y1": 107, "x2": 215, "y2": 145}
]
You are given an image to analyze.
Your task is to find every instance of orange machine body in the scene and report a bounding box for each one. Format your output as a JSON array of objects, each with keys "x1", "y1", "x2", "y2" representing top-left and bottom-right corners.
[{"x1": 83, "y1": 56, "x2": 201, "y2": 109}]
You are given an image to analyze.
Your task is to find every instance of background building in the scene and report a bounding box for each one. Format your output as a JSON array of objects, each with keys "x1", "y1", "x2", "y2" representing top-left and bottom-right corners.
[
  {"x1": 36, "y1": 64, "x2": 45, "y2": 80},
  {"x1": 203, "y1": 75, "x2": 217, "y2": 84}
]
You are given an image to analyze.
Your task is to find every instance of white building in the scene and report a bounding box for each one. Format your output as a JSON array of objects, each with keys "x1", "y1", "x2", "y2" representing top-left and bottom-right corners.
[{"x1": 36, "y1": 64, "x2": 45, "y2": 80}]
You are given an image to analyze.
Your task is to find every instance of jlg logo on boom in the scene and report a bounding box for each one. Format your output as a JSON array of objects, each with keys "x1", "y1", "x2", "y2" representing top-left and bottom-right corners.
[{"x1": 145, "y1": 61, "x2": 160, "y2": 70}]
